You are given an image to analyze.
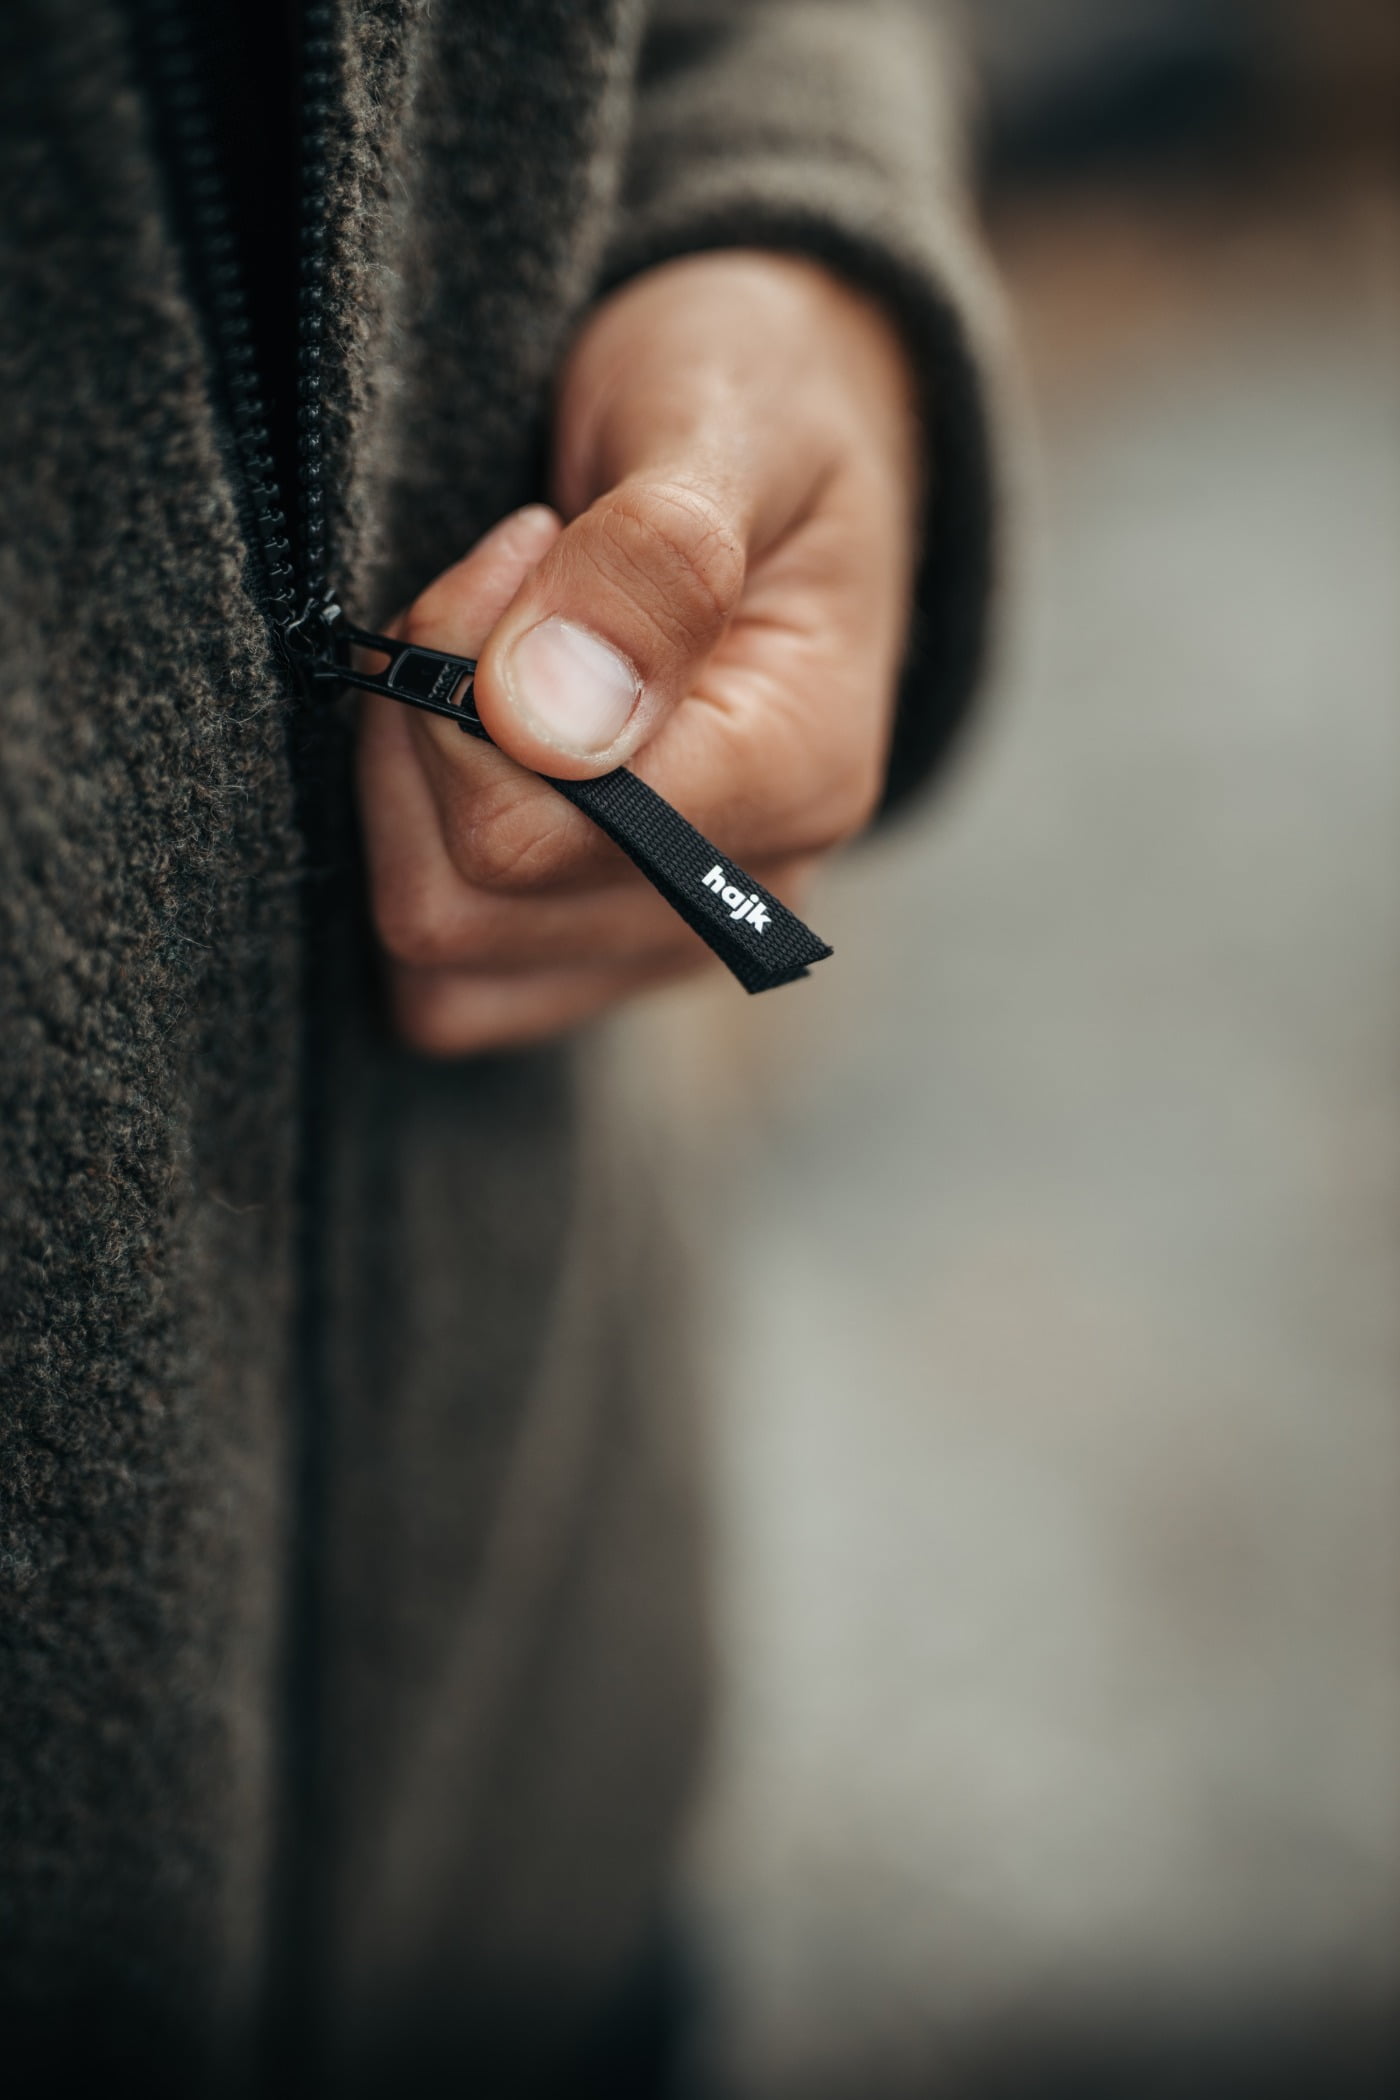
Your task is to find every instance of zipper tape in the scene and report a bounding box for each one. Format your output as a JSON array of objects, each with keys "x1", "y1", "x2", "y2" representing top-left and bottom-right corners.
[{"x1": 301, "y1": 615, "x2": 833, "y2": 994}]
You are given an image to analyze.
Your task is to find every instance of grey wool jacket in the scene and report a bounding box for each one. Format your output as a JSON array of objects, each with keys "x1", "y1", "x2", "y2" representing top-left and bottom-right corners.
[{"x1": 0, "y1": 0, "x2": 1000, "y2": 2091}]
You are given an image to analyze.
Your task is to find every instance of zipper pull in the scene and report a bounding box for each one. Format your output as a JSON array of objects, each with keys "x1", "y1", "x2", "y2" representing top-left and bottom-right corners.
[
  {"x1": 283, "y1": 598, "x2": 486, "y2": 728},
  {"x1": 291, "y1": 601, "x2": 833, "y2": 994}
]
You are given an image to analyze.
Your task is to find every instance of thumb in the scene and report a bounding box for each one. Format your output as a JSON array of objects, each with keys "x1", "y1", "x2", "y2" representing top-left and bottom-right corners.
[{"x1": 471, "y1": 472, "x2": 748, "y2": 779}]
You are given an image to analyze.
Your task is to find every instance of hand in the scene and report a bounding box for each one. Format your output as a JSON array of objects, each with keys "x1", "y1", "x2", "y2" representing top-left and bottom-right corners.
[{"x1": 358, "y1": 249, "x2": 921, "y2": 1054}]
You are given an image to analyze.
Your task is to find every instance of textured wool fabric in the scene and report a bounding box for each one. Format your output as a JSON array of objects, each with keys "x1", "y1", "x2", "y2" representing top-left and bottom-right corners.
[{"x1": 0, "y1": 1, "x2": 1002, "y2": 2090}]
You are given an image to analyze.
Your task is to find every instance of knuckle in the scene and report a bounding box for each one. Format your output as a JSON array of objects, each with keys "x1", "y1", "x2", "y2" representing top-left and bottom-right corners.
[
  {"x1": 750, "y1": 676, "x2": 887, "y2": 856},
  {"x1": 395, "y1": 602, "x2": 435, "y2": 652},
  {"x1": 799, "y1": 730, "x2": 885, "y2": 851},
  {"x1": 370, "y1": 875, "x2": 469, "y2": 971},
  {"x1": 450, "y1": 775, "x2": 578, "y2": 894},
  {"x1": 594, "y1": 480, "x2": 745, "y2": 649},
  {"x1": 398, "y1": 590, "x2": 457, "y2": 652},
  {"x1": 392, "y1": 977, "x2": 477, "y2": 1059},
  {"x1": 831, "y1": 753, "x2": 884, "y2": 842}
]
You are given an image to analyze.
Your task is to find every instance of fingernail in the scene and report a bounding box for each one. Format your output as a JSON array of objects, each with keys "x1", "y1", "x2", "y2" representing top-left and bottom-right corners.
[{"x1": 503, "y1": 618, "x2": 641, "y2": 757}]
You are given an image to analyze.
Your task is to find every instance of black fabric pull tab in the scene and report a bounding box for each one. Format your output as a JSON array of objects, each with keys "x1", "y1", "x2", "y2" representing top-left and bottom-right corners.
[
  {"x1": 546, "y1": 769, "x2": 831, "y2": 992},
  {"x1": 308, "y1": 613, "x2": 833, "y2": 994}
]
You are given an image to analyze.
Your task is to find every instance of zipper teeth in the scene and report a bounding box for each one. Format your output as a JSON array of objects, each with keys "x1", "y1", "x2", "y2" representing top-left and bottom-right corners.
[
  {"x1": 296, "y1": 4, "x2": 337, "y2": 613},
  {"x1": 139, "y1": 2, "x2": 293, "y2": 623},
  {"x1": 138, "y1": 0, "x2": 338, "y2": 637}
]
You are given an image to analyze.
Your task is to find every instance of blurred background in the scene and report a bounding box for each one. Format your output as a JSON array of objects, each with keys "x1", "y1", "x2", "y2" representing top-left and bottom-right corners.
[{"x1": 623, "y1": 2, "x2": 1400, "y2": 2093}]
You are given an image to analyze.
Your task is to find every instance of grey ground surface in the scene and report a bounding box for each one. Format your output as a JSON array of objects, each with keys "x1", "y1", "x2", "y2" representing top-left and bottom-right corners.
[{"x1": 633, "y1": 177, "x2": 1400, "y2": 2095}]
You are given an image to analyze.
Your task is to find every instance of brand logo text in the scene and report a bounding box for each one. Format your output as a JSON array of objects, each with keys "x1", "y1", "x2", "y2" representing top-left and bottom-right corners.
[{"x1": 702, "y1": 864, "x2": 770, "y2": 932}]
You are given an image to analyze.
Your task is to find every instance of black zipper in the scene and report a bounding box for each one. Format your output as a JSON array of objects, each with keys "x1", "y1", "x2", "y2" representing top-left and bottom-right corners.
[
  {"x1": 132, "y1": 5, "x2": 341, "y2": 2073},
  {"x1": 136, "y1": 0, "x2": 333, "y2": 648}
]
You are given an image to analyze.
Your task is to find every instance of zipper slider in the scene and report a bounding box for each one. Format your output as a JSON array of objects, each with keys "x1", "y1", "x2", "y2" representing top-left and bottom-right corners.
[
  {"x1": 295, "y1": 596, "x2": 832, "y2": 993},
  {"x1": 281, "y1": 593, "x2": 341, "y2": 668},
  {"x1": 286, "y1": 597, "x2": 488, "y2": 734}
]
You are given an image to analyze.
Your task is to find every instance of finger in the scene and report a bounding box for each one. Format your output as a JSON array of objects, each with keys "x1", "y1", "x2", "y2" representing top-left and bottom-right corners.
[
  {"x1": 467, "y1": 471, "x2": 750, "y2": 777},
  {"x1": 359, "y1": 505, "x2": 564, "y2": 908},
  {"x1": 388, "y1": 953, "x2": 711, "y2": 1059},
  {"x1": 395, "y1": 502, "x2": 563, "y2": 653},
  {"x1": 618, "y1": 448, "x2": 918, "y2": 859}
]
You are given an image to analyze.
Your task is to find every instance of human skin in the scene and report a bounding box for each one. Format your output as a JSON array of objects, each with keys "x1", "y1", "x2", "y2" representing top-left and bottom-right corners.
[{"x1": 357, "y1": 249, "x2": 923, "y2": 1054}]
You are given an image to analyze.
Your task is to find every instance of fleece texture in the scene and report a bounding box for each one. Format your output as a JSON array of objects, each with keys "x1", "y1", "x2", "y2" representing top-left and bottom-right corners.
[{"x1": 0, "y1": 1, "x2": 1001, "y2": 2090}]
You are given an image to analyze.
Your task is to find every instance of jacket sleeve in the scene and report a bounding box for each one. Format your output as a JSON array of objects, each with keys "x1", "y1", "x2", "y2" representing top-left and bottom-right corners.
[{"x1": 602, "y1": 0, "x2": 1007, "y2": 816}]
